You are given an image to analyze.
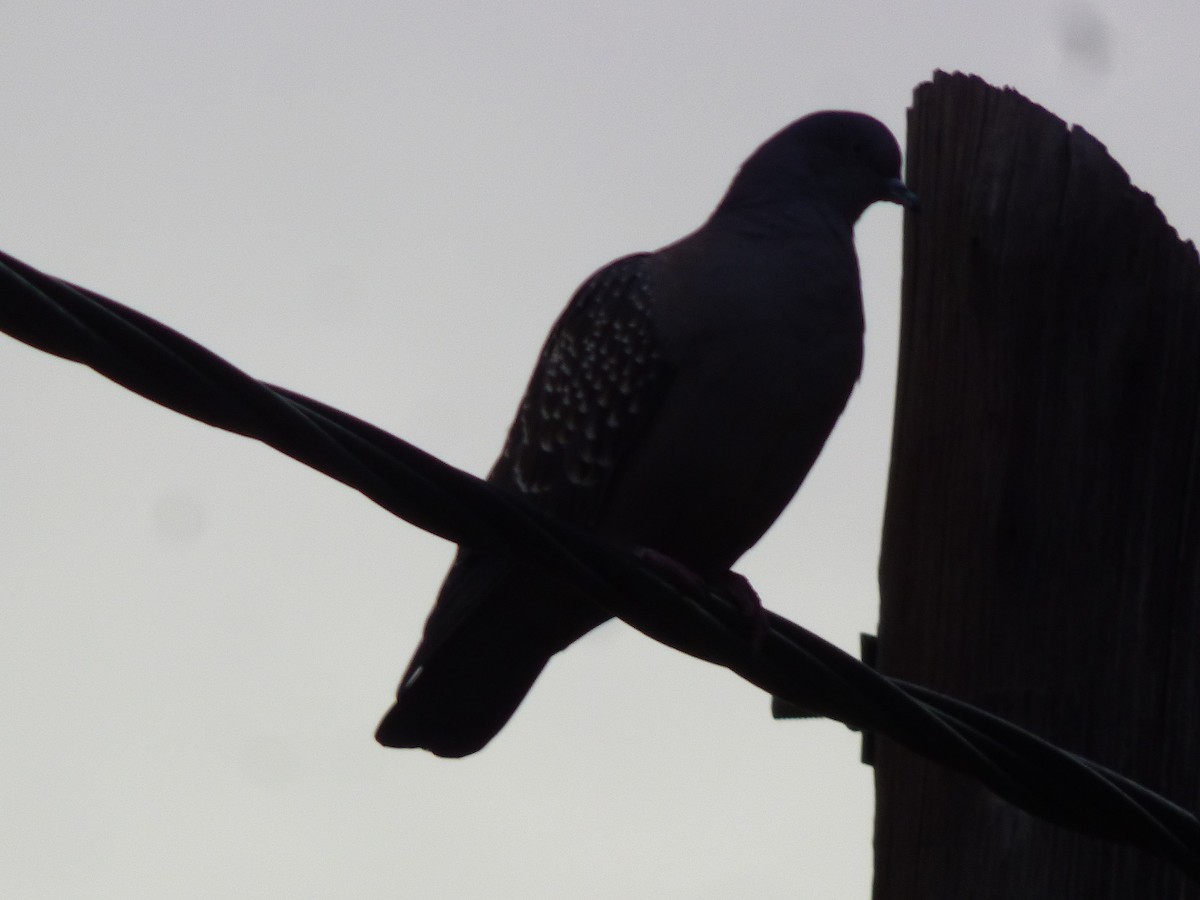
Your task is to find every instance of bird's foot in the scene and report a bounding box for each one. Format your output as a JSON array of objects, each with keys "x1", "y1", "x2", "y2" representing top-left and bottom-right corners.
[
  {"x1": 633, "y1": 548, "x2": 768, "y2": 649},
  {"x1": 720, "y1": 571, "x2": 769, "y2": 649}
]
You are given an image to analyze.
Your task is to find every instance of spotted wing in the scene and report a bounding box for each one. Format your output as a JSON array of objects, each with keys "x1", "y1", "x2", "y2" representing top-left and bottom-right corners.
[
  {"x1": 488, "y1": 252, "x2": 675, "y2": 526},
  {"x1": 377, "y1": 254, "x2": 676, "y2": 755}
]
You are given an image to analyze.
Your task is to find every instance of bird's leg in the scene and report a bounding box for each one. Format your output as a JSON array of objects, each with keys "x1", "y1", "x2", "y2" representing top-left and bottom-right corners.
[{"x1": 633, "y1": 548, "x2": 768, "y2": 648}]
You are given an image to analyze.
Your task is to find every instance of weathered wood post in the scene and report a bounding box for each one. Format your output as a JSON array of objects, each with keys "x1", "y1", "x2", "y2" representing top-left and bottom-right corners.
[{"x1": 874, "y1": 72, "x2": 1200, "y2": 897}]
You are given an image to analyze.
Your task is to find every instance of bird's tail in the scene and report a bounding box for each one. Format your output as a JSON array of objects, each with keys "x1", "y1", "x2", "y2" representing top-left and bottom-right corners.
[{"x1": 376, "y1": 552, "x2": 608, "y2": 757}]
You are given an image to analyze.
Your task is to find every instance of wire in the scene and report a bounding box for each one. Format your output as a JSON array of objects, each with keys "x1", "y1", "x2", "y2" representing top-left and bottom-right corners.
[{"x1": 2, "y1": 247, "x2": 1197, "y2": 879}]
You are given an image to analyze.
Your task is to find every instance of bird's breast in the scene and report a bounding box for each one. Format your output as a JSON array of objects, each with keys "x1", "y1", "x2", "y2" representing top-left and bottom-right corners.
[{"x1": 597, "y1": 320, "x2": 863, "y2": 577}]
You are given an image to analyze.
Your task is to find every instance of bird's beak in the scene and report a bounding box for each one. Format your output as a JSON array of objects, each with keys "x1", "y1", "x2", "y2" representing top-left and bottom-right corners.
[{"x1": 884, "y1": 177, "x2": 920, "y2": 211}]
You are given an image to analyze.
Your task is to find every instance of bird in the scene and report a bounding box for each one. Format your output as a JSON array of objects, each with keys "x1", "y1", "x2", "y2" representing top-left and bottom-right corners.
[{"x1": 376, "y1": 110, "x2": 918, "y2": 758}]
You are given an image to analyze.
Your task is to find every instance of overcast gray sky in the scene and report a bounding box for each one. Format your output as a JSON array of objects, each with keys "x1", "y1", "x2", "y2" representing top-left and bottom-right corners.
[{"x1": 2, "y1": 2, "x2": 1198, "y2": 897}]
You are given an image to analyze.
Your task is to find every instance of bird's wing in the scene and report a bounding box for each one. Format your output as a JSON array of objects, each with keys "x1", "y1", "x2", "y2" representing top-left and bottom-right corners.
[
  {"x1": 377, "y1": 253, "x2": 679, "y2": 756},
  {"x1": 487, "y1": 252, "x2": 677, "y2": 526},
  {"x1": 416, "y1": 252, "x2": 677, "y2": 652}
]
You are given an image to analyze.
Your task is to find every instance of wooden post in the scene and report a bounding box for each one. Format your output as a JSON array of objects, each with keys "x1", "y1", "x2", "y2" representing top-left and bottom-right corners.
[{"x1": 873, "y1": 72, "x2": 1200, "y2": 897}]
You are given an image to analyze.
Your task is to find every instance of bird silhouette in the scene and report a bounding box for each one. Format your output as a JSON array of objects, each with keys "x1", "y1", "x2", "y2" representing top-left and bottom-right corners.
[{"x1": 377, "y1": 111, "x2": 917, "y2": 757}]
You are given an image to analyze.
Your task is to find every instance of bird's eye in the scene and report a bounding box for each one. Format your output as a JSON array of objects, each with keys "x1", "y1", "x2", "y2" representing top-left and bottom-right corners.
[{"x1": 851, "y1": 141, "x2": 865, "y2": 155}]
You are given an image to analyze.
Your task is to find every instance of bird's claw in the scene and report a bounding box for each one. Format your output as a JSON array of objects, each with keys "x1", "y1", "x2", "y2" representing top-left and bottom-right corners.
[
  {"x1": 634, "y1": 548, "x2": 768, "y2": 649},
  {"x1": 720, "y1": 571, "x2": 769, "y2": 649}
]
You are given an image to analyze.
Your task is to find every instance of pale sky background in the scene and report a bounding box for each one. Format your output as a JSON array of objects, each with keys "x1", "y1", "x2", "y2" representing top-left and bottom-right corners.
[{"x1": 2, "y1": 3, "x2": 1198, "y2": 897}]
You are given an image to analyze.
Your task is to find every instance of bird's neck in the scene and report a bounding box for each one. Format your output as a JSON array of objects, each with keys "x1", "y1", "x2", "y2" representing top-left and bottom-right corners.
[
  {"x1": 653, "y1": 213, "x2": 865, "y2": 349},
  {"x1": 702, "y1": 200, "x2": 858, "y2": 269},
  {"x1": 709, "y1": 193, "x2": 858, "y2": 245}
]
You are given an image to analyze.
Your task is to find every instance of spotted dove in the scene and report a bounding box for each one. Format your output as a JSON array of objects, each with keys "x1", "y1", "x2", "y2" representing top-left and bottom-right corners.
[{"x1": 376, "y1": 111, "x2": 917, "y2": 757}]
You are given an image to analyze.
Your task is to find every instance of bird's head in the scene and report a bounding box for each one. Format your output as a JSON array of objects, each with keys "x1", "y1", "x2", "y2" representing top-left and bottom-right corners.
[{"x1": 719, "y1": 111, "x2": 919, "y2": 225}]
